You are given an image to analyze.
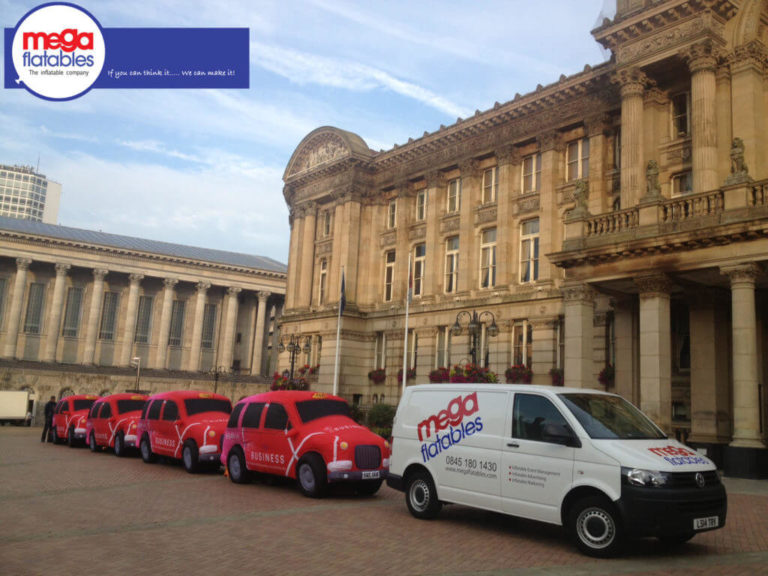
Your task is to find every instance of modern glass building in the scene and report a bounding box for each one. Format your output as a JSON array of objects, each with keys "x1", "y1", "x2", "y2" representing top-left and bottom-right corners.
[{"x1": 0, "y1": 164, "x2": 61, "y2": 224}]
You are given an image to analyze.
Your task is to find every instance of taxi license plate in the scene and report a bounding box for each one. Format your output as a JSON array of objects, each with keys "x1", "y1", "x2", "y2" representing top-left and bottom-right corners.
[
  {"x1": 362, "y1": 471, "x2": 380, "y2": 479},
  {"x1": 693, "y1": 516, "x2": 719, "y2": 530}
]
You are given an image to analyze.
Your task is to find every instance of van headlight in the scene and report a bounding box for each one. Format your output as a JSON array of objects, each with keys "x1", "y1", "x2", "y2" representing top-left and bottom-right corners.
[{"x1": 622, "y1": 467, "x2": 668, "y2": 487}]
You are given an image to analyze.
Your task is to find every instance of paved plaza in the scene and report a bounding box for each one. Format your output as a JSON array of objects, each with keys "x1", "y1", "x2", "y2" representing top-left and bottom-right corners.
[{"x1": 1, "y1": 427, "x2": 767, "y2": 576}]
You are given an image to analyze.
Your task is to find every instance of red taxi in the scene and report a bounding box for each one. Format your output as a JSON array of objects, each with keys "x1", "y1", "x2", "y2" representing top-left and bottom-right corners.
[
  {"x1": 221, "y1": 391, "x2": 390, "y2": 497},
  {"x1": 52, "y1": 394, "x2": 100, "y2": 447},
  {"x1": 86, "y1": 393, "x2": 148, "y2": 456},
  {"x1": 137, "y1": 390, "x2": 232, "y2": 473}
]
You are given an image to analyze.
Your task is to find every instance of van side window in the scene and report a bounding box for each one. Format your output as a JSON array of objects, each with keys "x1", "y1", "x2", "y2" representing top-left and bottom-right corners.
[
  {"x1": 513, "y1": 394, "x2": 569, "y2": 442},
  {"x1": 57, "y1": 401, "x2": 68, "y2": 414},
  {"x1": 89, "y1": 403, "x2": 101, "y2": 418},
  {"x1": 227, "y1": 403, "x2": 245, "y2": 428},
  {"x1": 147, "y1": 400, "x2": 163, "y2": 420},
  {"x1": 242, "y1": 402, "x2": 266, "y2": 429},
  {"x1": 264, "y1": 403, "x2": 288, "y2": 430},
  {"x1": 141, "y1": 401, "x2": 151, "y2": 420},
  {"x1": 100, "y1": 403, "x2": 112, "y2": 419},
  {"x1": 162, "y1": 401, "x2": 179, "y2": 421}
]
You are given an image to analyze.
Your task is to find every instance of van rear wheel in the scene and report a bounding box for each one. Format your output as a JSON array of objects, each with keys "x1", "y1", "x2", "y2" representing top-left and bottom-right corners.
[
  {"x1": 405, "y1": 470, "x2": 441, "y2": 519},
  {"x1": 568, "y1": 496, "x2": 624, "y2": 557},
  {"x1": 114, "y1": 432, "x2": 126, "y2": 457},
  {"x1": 89, "y1": 432, "x2": 99, "y2": 452},
  {"x1": 182, "y1": 440, "x2": 199, "y2": 474}
]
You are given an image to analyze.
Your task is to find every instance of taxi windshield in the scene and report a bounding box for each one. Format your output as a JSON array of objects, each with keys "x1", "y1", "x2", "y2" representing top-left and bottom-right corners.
[
  {"x1": 559, "y1": 393, "x2": 666, "y2": 440},
  {"x1": 73, "y1": 399, "x2": 96, "y2": 411},
  {"x1": 116, "y1": 399, "x2": 146, "y2": 414},
  {"x1": 295, "y1": 399, "x2": 350, "y2": 423}
]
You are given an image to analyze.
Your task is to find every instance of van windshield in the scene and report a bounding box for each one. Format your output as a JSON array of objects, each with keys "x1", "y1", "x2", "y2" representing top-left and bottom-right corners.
[
  {"x1": 295, "y1": 399, "x2": 350, "y2": 423},
  {"x1": 559, "y1": 393, "x2": 666, "y2": 440},
  {"x1": 117, "y1": 399, "x2": 146, "y2": 414},
  {"x1": 73, "y1": 399, "x2": 96, "y2": 411}
]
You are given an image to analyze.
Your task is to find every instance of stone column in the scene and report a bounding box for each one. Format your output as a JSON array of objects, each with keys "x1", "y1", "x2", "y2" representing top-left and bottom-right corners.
[
  {"x1": 298, "y1": 202, "x2": 316, "y2": 309},
  {"x1": 686, "y1": 43, "x2": 719, "y2": 193},
  {"x1": 285, "y1": 208, "x2": 300, "y2": 310},
  {"x1": 495, "y1": 146, "x2": 517, "y2": 287},
  {"x1": 728, "y1": 42, "x2": 765, "y2": 186},
  {"x1": 635, "y1": 274, "x2": 673, "y2": 432},
  {"x1": 119, "y1": 274, "x2": 144, "y2": 366},
  {"x1": 562, "y1": 282, "x2": 596, "y2": 388},
  {"x1": 688, "y1": 290, "x2": 730, "y2": 444},
  {"x1": 42, "y1": 263, "x2": 71, "y2": 362},
  {"x1": 250, "y1": 291, "x2": 270, "y2": 376},
  {"x1": 458, "y1": 160, "x2": 480, "y2": 291},
  {"x1": 152, "y1": 278, "x2": 178, "y2": 369},
  {"x1": 220, "y1": 286, "x2": 242, "y2": 371},
  {"x1": 82, "y1": 269, "x2": 108, "y2": 364},
  {"x1": 613, "y1": 297, "x2": 638, "y2": 405},
  {"x1": 722, "y1": 263, "x2": 764, "y2": 448},
  {"x1": 187, "y1": 281, "x2": 211, "y2": 372},
  {"x1": 613, "y1": 69, "x2": 650, "y2": 208},
  {"x1": 2, "y1": 258, "x2": 32, "y2": 359},
  {"x1": 531, "y1": 317, "x2": 558, "y2": 386},
  {"x1": 424, "y1": 171, "x2": 443, "y2": 295}
]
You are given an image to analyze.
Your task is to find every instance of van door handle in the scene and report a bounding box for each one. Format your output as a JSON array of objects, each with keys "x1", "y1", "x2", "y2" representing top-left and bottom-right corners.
[{"x1": 507, "y1": 442, "x2": 519, "y2": 448}]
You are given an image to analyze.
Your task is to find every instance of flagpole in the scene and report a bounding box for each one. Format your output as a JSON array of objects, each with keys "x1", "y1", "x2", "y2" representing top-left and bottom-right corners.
[
  {"x1": 402, "y1": 253, "x2": 411, "y2": 396},
  {"x1": 333, "y1": 267, "x2": 344, "y2": 396}
]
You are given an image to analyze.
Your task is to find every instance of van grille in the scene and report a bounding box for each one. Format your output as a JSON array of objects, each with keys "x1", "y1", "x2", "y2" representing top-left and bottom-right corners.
[
  {"x1": 676, "y1": 497, "x2": 726, "y2": 516},
  {"x1": 354, "y1": 445, "x2": 381, "y2": 470},
  {"x1": 666, "y1": 470, "x2": 721, "y2": 488}
]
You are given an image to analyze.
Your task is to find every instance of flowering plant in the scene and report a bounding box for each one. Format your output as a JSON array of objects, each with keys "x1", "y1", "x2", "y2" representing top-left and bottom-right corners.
[
  {"x1": 271, "y1": 372, "x2": 309, "y2": 391},
  {"x1": 297, "y1": 364, "x2": 320, "y2": 377},
  {"x1": 549, "y1": 368, "x2": 564, "y2": 387},
  {"x1": 505, "y1": 364, "x2": 533, "y2": 384},
  {"x1": 397, "y1": 368, "x2": 417, "y2": 384},
  {"x1": 368, "y1": 368, "x2": 386, "y2": 384},
  {"x1": 428, "y1": 367, "x2": 450, "y2": 383},
  {"x1": 598, "y1": 364, "x2": 615, "y2": 388},
  {"x1": 450, "y1": 363, "x2": 497, "y2": 383}
]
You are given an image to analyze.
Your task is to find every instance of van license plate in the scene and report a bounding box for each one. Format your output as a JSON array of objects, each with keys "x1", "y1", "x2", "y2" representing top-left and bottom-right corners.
[
  {"x1": 362, "y1": 471, "x2": 380, "y2": 479},
  {"x1": 693, "y1": 516, "x2": 718, "y2": 530}
]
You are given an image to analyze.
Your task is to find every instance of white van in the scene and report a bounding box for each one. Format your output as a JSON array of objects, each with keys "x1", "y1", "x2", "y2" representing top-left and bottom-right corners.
[{"x1": 387, "y1": 384, "x2": 726, "y2": 557}]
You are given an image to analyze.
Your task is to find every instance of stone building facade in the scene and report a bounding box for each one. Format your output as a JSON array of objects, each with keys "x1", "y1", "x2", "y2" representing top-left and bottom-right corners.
[
  {"x1": 280, "y1": 0, "x2": 768, "y2": 476},
  {"x1": 0, "y1": 216, "x2": 286, "y2": 421}
]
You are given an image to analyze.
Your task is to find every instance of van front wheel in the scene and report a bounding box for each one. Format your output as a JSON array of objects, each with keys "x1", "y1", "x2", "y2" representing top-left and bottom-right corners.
[
  {"x1": 568, "y1": 496, "x2": 624, "y2": 557},
  {"x1": 405, "y1": 471, "x2": 441, "y2": 519}
]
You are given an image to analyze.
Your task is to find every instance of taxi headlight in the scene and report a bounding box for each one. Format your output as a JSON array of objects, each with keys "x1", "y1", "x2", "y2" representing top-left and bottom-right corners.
[
  {"x1": 339, "y1": 441, "x2": 349, "y2": 451},
  {"x1": 208, "y1": 430, "x2": 216, "y2": 438},
  {"x1": 622, "y1": 467, "x2": 668, "y2": 487}
]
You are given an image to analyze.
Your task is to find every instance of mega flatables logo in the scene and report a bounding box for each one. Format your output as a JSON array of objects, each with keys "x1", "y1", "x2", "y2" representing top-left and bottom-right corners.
[
  {"x1": 418, "y1": 392, "x2": 483, "y2": 462},
  {"x1": 11, "y1": 3, "x2": 105, "y2": 100}
]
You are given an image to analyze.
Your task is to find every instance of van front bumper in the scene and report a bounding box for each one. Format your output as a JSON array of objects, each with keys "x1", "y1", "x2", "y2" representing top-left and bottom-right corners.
[
  {"x1": 328, "y1": 469, "x2": 388, "y2": 483},
  {"x1": 616, "y1": 483, "x2": 727, "y2": 538},
  {"x1": 387, "y1": 473, "x2": 404, "y2": 491}
]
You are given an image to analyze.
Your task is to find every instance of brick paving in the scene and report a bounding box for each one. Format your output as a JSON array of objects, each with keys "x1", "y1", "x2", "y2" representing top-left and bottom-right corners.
[{"x1": 1, "y1": 427, "x2": 767, "y2": 576}]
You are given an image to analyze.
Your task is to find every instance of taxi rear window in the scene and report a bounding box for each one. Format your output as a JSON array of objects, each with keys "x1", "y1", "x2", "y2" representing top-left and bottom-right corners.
[
  {"x1": 184, "y1": 398, "x2": 232, "y2": 416},
  {"x1": 295, "y1": 399, "x2": 350, "y2": 423},
  {"x1": 117, "y1": 399, "x2": 146, "y2": 414}
]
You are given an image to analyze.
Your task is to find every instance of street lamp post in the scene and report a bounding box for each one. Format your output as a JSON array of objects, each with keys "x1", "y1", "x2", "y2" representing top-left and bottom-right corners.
[
  {"x1": 279, "y1": 335, "x2": 311, "y2": 385},
  {"x1": 130, "y1": 357, "x2": 141, "y2": 391},
  {"x1": 210, "y1": 366, "x2": 229, "y2": 395},
  {"x1": 450, "y1": 310, "x2": 499, "y2": 367}
]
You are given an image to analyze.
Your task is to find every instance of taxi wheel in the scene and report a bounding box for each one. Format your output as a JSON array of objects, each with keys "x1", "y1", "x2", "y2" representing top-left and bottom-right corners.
[
  {"x1": 182, "y1": 441, "x2": 199, "y2": 474},
  {"x1": 53, "y1": 429, "x2": 63, "y2": 445},
  {"x1": 568, "y1": 496, "x2": 625, "y2": 558},
  {"x1": 114, "y1": 432, "x2": 126, "y2": 457},
  {"x1": 140, "y1": 435, "x2": 156, "y2": 463},
  {"x1": 67, "y1": 427, "x2": 77, "y2": 448},
  {"x1": 88, "y1": 432, "x2": 99, "y2": 452},
  {"x1": 227, "y1": 448, "x2": 250, "y2": 484},
  {"x1": 297, "y1": 454, "x2": 327, "y2": 498},
  {"x1": 405, "y1": 470, "x2": 442, "y2": 519},
  {"x1": 356, "y1": 479, "x2": 383, "y2": 496}
]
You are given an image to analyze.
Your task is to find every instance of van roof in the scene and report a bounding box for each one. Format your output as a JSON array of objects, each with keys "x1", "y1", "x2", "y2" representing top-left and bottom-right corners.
[{"x1": 406, "y1": 383, "x2": 614, "y2": 396}]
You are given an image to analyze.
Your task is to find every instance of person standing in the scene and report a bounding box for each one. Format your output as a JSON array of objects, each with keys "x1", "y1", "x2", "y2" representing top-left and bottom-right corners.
[{"x1": 41, "y1": 396, "x2": 56, "y2": 443}]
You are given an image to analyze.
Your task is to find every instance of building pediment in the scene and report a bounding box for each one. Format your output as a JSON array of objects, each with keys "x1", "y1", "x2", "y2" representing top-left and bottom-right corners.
[{"x1": 283, "y1": 126, "x2": 374, "y2": 183}]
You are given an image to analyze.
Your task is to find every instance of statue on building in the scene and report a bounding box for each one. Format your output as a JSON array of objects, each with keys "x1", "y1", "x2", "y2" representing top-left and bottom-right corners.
[
  {"x1": 568, "y1": 179, "x2": 590, "y2": 219},
  {"x1": 644, "y1": 159, "x2": 661, "y2": 200},
  {"x1": 726, "y1": 137, "x2": 752, "y2": 185}
]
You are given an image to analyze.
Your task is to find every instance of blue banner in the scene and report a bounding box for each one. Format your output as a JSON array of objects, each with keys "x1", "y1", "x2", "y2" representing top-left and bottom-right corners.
[{"x1": 5, "y1": 26, "x2": 249, "y2": 90}]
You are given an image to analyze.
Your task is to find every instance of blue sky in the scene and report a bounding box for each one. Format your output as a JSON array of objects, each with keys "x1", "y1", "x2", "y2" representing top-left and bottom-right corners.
[{"x1": 1, "y1": 0, "x2": 614, "y2": 264}]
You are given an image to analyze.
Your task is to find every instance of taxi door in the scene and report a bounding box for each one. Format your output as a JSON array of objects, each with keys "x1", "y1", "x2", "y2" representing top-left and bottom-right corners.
[
  {"x1": 96, "y1": 402, "x2": 113, "y2": 445},
  {"x1": 240, "y1": 402, "x2": 266, "y2": 471},
  {"x1": 145, "y1": 399, "x2": 165, "y2": 454},
  {"x1": 258, "y1": 402, "x2": 293, "y2": 476},
  {"x1": 54, "y1": 399, "x2": 70, "y2": 439},
  {"x1": 156, "y1": 400, "x2": 181, "y2": 457}
]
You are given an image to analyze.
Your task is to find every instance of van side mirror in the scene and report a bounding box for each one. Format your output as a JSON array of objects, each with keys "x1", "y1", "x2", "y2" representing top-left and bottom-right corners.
[{"x1": 541, "y1": 423, "x2": 581, "y2": 448}]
